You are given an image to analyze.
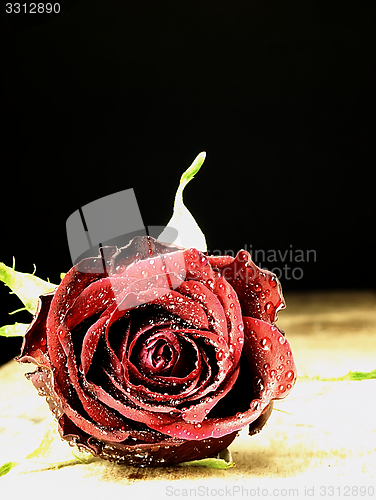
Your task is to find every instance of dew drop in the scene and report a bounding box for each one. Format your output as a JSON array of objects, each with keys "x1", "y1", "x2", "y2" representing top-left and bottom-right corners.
[
  {"x1": 253, "y1": 282, "x2": 262, "y2": 292},
  {"x1": 278, "y1": 336, "x2": 286, "y2": 345},
  {"x1": 239, "y1": 251, "x2": 247, "y2": 261},
  {"x1": 253, "y1": 376, "x2": 265, "y2": 392},
  {"x1": 238, "y1": 323, "x2": 244, "y2": 331},
  {"x1": 269, "y1": 275, "x2": 277, "y2": 288},
  {"x1": 260, "y1": 337, "x2": 272, "y2": 350},
  {"x1": 265, "y1": 302, "x2": 275, "y2": 316},
  {"x1": 270, "y1": 370, "x2": 277, "y2": 379},
  {"x1": 263, "y1": 363, "x2": 270, "y2": 371},
  {"x1": 285, "y1": 370, "x2": 295, "y2": 381},
  {"x1": 278, "y1": 384, "x2": 285, "y2": 392},
  {"x1": 251, "y1": 400, "x2": 260, "y2": 411}
]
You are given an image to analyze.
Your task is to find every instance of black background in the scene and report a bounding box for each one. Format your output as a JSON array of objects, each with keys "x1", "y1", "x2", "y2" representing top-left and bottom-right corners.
[{"x1": 1, "y1": 0, "x2": 375, "y2": 364}]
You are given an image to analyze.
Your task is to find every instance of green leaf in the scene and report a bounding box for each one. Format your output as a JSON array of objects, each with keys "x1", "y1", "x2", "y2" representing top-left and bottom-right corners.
[
  {"x1": 0, "y1": 323, "x2": 29, "y2": 337},
  {"x1": 298, "y1": 368, "x2": 376, "y2": 382},
  {"x1": 158, "y1": 152, "x2": 207, "y2": 252},
  {"x1": 179, "y1": 457, "x2": 235, "y2": 469},
  {"x1": 0, "y1": 262, "x2": 57, "y2": 315},
  {"x1": 339, "y1": 369, "x2": 376, "y2": 381},
  {"x1": 179, "y1": 448, "x2": 235, "y2": 469},
  {"x1": 0, "y1": 461, "x2": 19, "y2": 477},
  {"x1": 71, "y1": 449, "x2": 94, "y2": 464}
]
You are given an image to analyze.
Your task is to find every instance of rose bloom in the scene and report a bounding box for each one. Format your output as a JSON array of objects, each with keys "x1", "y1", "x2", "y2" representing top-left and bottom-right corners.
[{"x1": 18, "y1": 236, "x2": 296, "y2": 466}]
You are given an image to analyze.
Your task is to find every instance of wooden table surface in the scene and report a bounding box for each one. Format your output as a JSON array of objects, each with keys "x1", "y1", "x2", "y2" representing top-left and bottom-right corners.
[{"x1": 1, "y1": 291, "x2": 375, "y2": 499}]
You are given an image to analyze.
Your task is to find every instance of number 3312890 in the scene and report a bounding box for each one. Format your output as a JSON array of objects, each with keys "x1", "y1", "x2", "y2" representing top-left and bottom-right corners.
[{"x1": 5, "y1": 3, "x2": 61, "y2": 14}]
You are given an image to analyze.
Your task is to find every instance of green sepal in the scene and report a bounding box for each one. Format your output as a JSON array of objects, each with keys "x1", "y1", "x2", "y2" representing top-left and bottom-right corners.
[
  {"x1": 0, "y1": 323, "x2": 29, "y2": 338},
  {"x1": 179, "y1": 151, "x2": 206, "y2": 187},
  {"x1": 0, "y1": 262, "x2": 57, "y2": 315},
  {"x1": 0, "y1": 461, "x2": 19, "y2": 477}
]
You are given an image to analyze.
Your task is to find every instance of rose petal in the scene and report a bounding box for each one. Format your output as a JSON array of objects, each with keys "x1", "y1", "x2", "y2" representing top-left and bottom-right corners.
[
  {"x1": 209, "y1": 250, "x2": 285, "y2": 323},
  {"x1": 46, "y1": 256, "x2": 108, "y2": 397},
  {"x1": 212, "y1": 276, "x2": 244, "y2": 367},
  {"x1": 242, "y1": 316, "x2": 297, "y2": 400},
  {"x1": 65, "y1": 276, "x2": 137, "y2": 330},
  {"x1": 58, "y1": 320, "x2": 130, "y2": 431},
  {"x1": 177, "y1": 281, "x2": 228, "y2": 341},
  {"x1": 151, "y1": 290, "x2": 209, "y2": 330},
  {"x1": 17, "y1": 293, "x2": 54, "y2": 369},
  {"x1": 27, "y1": 367, "x2": 129, "y2": 443},
  {"x1": 110, "y1": 236, "x2": 183, "y2": 275}
]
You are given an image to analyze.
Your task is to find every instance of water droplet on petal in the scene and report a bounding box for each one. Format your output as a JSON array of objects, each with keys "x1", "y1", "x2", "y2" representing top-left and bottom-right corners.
[
  {"x1": 253, "y1": 282, "x2": 262, "y2": 292},
  {"x1": 265, "y1": 302, "x2": 275, "y2": 316},
  {"x1": 269, "y1": 275, "x2": 277, "y2": 287},
  {"x1": 253, "y1": 376, "x2": 265, "y2": 392},
  {"x1": 260, "y1": 337, "x2": 272, "y2": 350},
  {"x1": 285, "y1": 370, "x2": 295, "y2": 381}
]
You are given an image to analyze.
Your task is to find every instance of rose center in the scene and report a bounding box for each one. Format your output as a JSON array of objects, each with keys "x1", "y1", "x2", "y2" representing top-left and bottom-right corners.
[
  {"x1": 138, "y1": 332, "x2": 179, "y2": 377},
  {"x1": 150, "y1": 340, "x2": 173, "y2": 370}
]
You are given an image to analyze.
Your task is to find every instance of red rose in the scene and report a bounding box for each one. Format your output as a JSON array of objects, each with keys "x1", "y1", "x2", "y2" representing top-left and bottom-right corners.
[{"x1": 18, "y1": 236, "x2": 296, "y2": 466}]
